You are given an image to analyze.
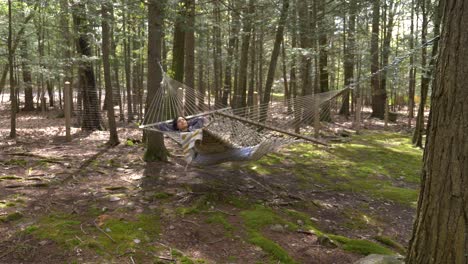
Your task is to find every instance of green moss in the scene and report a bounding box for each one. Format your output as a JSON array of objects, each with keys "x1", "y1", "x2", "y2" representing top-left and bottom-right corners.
[
  {"x1": 328, "y1": 235, "x2": 394, "y2": 255},
  {"x1": 240, "y1": 206, "x2": 298, "y2": 263},
  {"x1": 241, "y1": 205, "x2": 297, "y2": 231},
  {"x1": 32, "y1": 213, "x2": 81, "y2": 248},
  {"x1": 171, "y1": 250, "x2": 206, "y2": 264},
  {"x1": 5, "y1": 159, "x2": 27, "y2": 167},
  {"x1": 0, "y1": 211, "x2": 24, "y2": 222},
  {"x1": 206, "y1": 213, "x2": 234, "y2": 235},
  {"x1": 248, "y1": 132, "x2": 423, "y2": 205},
  {"x1": 0, "y1": 175, "x2": 23, "y2": 180},
  {"x1": 153, "y1": 192, "x2": 173, "y2": 199},
  {"x1": 248, "y1": 231, "x2": 297, "y2": 264},
  {"x1": 226, "y1": 196, "x2": 251, "y2": 209},
  {"x1": 24, "y1": 225, "x2": 39, "y2": 234},
  {"x1": 374, "y1": 235, "x2": 406, "y2": 254},
  {"x1": 283, "y1": 209, "x2": 323, "y2": 236}
]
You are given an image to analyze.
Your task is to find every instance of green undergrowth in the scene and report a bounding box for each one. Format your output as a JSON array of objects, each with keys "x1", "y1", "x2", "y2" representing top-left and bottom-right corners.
[
  {"x1": 374, "y1": 235, "x2": 407, "y2": 254},
  {"x1": 246, "y1": 131, "x2": 422, "y2": 206},
  {"x1": 206, "y1": 212, "x2": 235, "y2": 236},
  {"x1": 25, "y1": 211, "x2": 161, "y2": 261}
]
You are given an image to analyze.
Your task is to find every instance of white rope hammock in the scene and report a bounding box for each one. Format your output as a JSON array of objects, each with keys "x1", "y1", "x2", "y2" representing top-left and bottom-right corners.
[{"x1": 140, "y1": 73, "x2": 347, "y2": 165}]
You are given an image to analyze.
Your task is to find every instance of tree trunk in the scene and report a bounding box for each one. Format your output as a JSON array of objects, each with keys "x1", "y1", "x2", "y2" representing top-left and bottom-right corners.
[
  {"x1": 145, "y1": 0, "x2": 168, "y2": 162},
  {"x1": 171, "y1": 0, "x2": 186, "y2": 83},
  {"x1": 8, "y1": 0, "x2": 16, "y2": 139},
  {"x1": 184, "y1": 0, "x2": 196, "y2": 114},
  {"x1": 370, "y1": 0, "x2": 386, "y2": 119},
  {"x1": 412, "y1": 0, "x2": 438, "y2": 148},
  {"x1": 318, "y1": 0, "x2": 330, "y2": 122},
  {"x1": 223, "y1": 0, "x2": 240, "y2": 106},
  {"x1": 213, "y1": 0, "x2": 223, "y2": 106},
  {"x1": 102, "y1": 1, "x2": 119, "y2": 146},
  {"x1": 262, "y1": 0, "x2": 290, "y2": 106},
  {"x1": 407, "y1": 0, "x2": 416, "y2": 127},
  {"x1": 406, "y1": 0, "x2": 468, "y2": 262},
  {"x1": 72, "y1": 1, "x2": 103, "y2": 131},
  {"x1": 233, "y1": 0, "x2": 254, "y2": 109},
  {"x1": 123, "y1": 4, "x2": 133, "y2": 121},
  {"x1": 20, "y1": 39, "x2": 34, "y2": 111},
  {"x1": 339, "y1": 0, "x2": 356, "y2": 117}
]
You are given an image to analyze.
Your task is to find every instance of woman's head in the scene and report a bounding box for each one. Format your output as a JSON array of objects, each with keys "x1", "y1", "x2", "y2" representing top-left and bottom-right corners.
[{"x1": 172, "y1": 116, "x2": 188, "y2": 131}]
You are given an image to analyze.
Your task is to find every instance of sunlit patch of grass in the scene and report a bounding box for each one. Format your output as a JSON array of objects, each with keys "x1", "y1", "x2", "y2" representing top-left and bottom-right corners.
[
  {"x1": 206, "y1": 213, "x2": 234, "y2": 237},
  {"x1": 328, "y1": 234, "x2": 395, "y2": 255},
  {"x1": 240, "y1": 205, "x2": 298, "y2": 263},
  {"x1": 171, "y1": 249, "x2": 207, "y2": 263},
  {"x1": 28, "y1": 211, "x2": 161, "y2": 260},
  {"x1": 374, "y1": 235, "x2": 407, "y2": 254},
  {"x1": 248, "y1": 131, "x2": 423, "y2": 205}
]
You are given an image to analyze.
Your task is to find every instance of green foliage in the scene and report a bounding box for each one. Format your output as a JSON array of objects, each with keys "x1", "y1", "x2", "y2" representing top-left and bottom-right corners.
[{"x1": 206, "y1": 213, "x2": 234, "y2": 236}]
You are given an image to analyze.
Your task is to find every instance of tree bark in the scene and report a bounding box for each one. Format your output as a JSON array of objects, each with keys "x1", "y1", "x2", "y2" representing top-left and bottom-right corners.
[
  {"x1": 171, "y1": 0, "x2": 186, "y2": 83},
  {"x1": 184, "y1": 0, "x2": 196, "y2": 114},
  {"x1": 102, "y1": 1, "x2": 119, "y2": 146},
  {"x1": 145, "y1": 0, "x2": 168, "y2": 162},
  {"x1": 339, "y1": 0, "x2": 356, "y2": 117},
  {"x1": 370, "y1": 0, "x2": 386, "y2": 119},
  {"x1": 72, "y1": 1, "x2": 103, "y2": 131},
  {"x1": 8, "y1": 0, "x2": 16, "y2": 139},
  {"x1": 406, "y1": 0, "x2": 468, "y2": 262},
  {"x1": 233, "y1": 0, "x2": 254, "y2": 109}
]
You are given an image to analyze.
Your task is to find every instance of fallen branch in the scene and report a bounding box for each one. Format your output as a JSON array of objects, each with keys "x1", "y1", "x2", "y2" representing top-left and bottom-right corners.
[
  {"x1": 181, "y1": 219, "x2": 200, "y2": 227},
  {"x1": 93, "y1": 219, "x2": 116, "y2": 243}
]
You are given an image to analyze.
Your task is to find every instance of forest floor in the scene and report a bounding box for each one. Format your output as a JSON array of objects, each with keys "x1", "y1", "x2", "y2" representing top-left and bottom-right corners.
[{"x1": 0, "y1": 104, "x2": 422, "y2": 264}]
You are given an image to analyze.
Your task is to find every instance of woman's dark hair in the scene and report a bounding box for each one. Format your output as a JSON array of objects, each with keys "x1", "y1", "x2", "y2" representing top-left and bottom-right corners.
[{"x1": 172, "y1": 116, "x2": 186, "y2": 130}]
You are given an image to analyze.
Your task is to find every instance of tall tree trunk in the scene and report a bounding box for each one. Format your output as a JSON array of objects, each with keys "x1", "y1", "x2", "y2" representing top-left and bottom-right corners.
[
  {"x1": 223, "y1": 1, "x2": 240, "y2": 106},
  {"x1": 407, "y1": 0, "x2": 416, "y2": 127},
  {"x1": 298, "y1": 0, "x2": 311, "y2": 97},
  {"x1": 213, "y1": 0, "x2": 223, "y2": 106},
  {"x1": 412, "y1": 0, "x2": 438, "y2": 147},
  {"x1": 171, "y1": 0, "x2": 186, "y2": 83},
  {"x1": 145, "y1": 0, "x2": 168, "y2": 162},
  {"x1": 233, "y1": 0, "x2": 254, "y2": 109},
  {"x1": 0, "y1": 4, "x2": 37, "y2": 96},
  {"x1": 262, "y1": 0, "x2": 290, "y2": 106},
  {"x1": 340, "y1": 0, "x2": 356, "y2": 117},
  {"x1": 72, "y1": 1, "x2": 103, "y2": 131},
  {"x1": 110, "y1": 4, "x2": 124, "y2": 121},
  {"x1": 247, "y1": 30, "x2": 256, "y2": 107},
  {"x1": 184, "y1": 0, "x2": 195, "y2": 114},
  {"x1": 318, "y1": 0, "x2": 330, "y2": 121},
  {"x1": 8, "y1": 0, "x2": 16, "y2": 139},
  {"x1": 20, "y1": 39, "x2": 34, "y2": 111},
  {"x1": 123, "y1": 4, "x2": 133, "y2": 121},
  {"x1": 370, "y1": 0, "x2": 386, "y2": 119},
  {"x1": 102, "y1": 1, "x2": 119, "y2": 146},
  {"x1": 406, "y1": 0, "x2": 467, "y2": 262},
  {"x1": 380, "y1": 0, "x2": 396, "y2": 106}
]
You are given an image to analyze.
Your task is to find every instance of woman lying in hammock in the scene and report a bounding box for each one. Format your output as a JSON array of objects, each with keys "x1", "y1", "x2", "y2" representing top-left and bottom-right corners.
[{"x1": 154, "y1": 116, "x2": 206, "y2": 132}]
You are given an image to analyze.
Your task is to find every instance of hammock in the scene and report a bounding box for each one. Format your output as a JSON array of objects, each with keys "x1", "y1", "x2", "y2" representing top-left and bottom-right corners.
[{"x1": 140, "y1": 73, "x2": 347, "y2": 165}]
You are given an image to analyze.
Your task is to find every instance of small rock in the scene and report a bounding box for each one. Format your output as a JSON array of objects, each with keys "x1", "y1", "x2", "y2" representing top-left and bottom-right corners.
[
  {"x1": 169, "y1": 225, "x2": 175, "y2": 230},
  {"x1": 269, "y1": 224, "x2": 284, "y2": 232},
  {"x1": 34, "y1": 206, "x2": 41, "y2": 211},
  {"x1": 310, "y1": 217, "x2": 319, "y2": 222},
  {"x1": 297, "y1": 220, "x2": 304, "y2": 226},
  {"x1": 133, "y1": 239, "x2": 141, "y2": 244},
  {"x1": 353, "y1": 254, "x2": 404, "y2": 264},
  {"x1": 105, "y1": 228, "x2": 111, "y2": 232},
  {"x1": 39, "y1": 240, "x2": 48, "y2": 246},
  {"x1": 109, "y1": 196, "x2": 121, "y2": 202},
  {"x1": 317, "y1": 236, "x2": 338, "y2": 248}
]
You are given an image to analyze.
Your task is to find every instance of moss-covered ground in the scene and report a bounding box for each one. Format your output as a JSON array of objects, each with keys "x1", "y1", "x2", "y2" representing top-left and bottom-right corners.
[{"x1": 0, "y1": 129, "x2": 421, "y2": 263}]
